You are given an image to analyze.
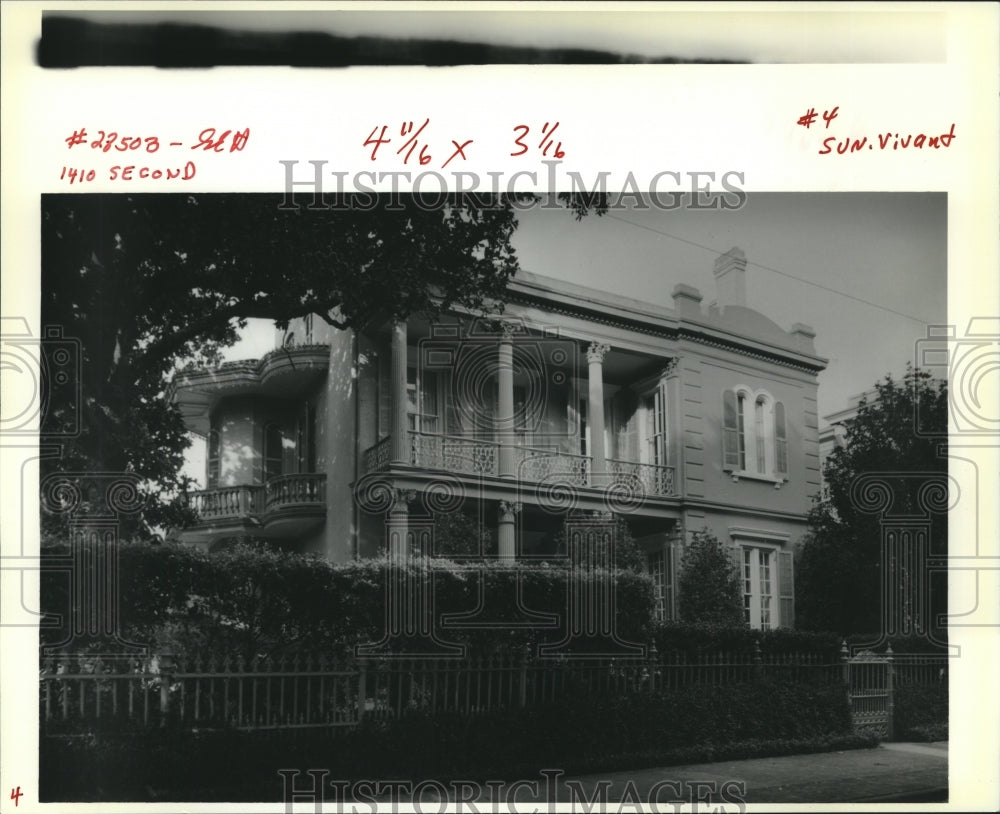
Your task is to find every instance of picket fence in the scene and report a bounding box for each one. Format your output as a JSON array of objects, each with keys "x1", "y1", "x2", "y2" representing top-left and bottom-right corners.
[{"x1": 39, "y1": 647, "x2": 948, "y2": 735}]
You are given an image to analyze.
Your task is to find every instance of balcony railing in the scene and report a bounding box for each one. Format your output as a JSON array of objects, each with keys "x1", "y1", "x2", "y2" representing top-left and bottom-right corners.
[
  {"x1": 607, "y1": 459, "x2": 676, "y2": 497},
  {"x1": 513, "y1": 446, "x2": 590, "y2": 487},
  {"x1": 189, "y1": 485, "x2": 264, "y2": 520},
  {"x1": 264, "y1": 473, "x2": 327, "y2": 511},
  {"x1": 362, "y1": 433, "x2": 675, "y2": 496},
  {"x1": 411, "y1": 431, "x2": 500, "y2": 476},
  {"x1": 188, "y1": 474, "x2": 326, "y2": 524}
]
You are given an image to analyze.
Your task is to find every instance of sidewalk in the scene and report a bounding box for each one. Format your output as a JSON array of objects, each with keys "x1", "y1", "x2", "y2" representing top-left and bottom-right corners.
[{"x1": 558, "y1": 742, "x2": 948, "y2": 804}]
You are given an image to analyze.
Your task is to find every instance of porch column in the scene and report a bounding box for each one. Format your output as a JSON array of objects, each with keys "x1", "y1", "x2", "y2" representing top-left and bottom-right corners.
[
  {"x1": 498, "y1": 500, "x2": 520, "y2": 560},
  {"x1": 390, "y1": 321, "x2": 410, "y2": 466},
  {"x1": 387, "y1": 488, "x2": 414, "y2": 561},
  {"x1": 587, "y1": 342, "x2": 610, "y2": 486},
  {"x1": 498, "y1": 323, "x2": 516, "y2": 478}
]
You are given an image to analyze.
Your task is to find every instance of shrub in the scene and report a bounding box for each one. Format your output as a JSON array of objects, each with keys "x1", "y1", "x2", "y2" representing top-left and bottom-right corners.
[
  {"x1": 678, "y1": 529, "x2": 745, "y2": 626},
  {"x1": 893, "y1": 681, "x2": 948, "y2": 741},
  {"x1": 39, "y1": 540, "x2": 656, "y2": 659}
]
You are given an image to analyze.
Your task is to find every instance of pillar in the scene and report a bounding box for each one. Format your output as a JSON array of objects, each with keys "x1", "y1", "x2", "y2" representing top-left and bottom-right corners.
[
  {"x1": 498, "y1": 500, "x2": 520, "y2": 560},
  {"x1": 387, "y1": 488, "x2": 414, "y2": 561},
  {"x1": 498, "y1": 323, "x2": 516, "y2": 478},
  {"x1": 587, "y1": 342, "x2": 610, "y2": 486},
  {"x1": 390, "y1": 321, "x2": 410, "y2": 466}
]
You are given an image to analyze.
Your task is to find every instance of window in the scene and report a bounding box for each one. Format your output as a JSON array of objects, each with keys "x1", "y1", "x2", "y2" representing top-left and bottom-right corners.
[
  {"x1": 264, "y1": 423, "x2": 283, "y2": 482},
  {"x1": 303, "y1": 313, "x2": 314, "y2": 344},
  {"x1": 207, "y1": 429, "x2": 220, "y2": 488},
  {"x1": 297, "y1": 405, "x2": 316, "y2": 473},
  {"x1": 742, "y1": 547, "x2": 775, "y2": 630},
  {"x1": 642, "y1": 387, "x2": 668, "y2": 466},
  {"x1": 407, "y1": 366, "x2": 442, "y2": 434},
  {"x1": 647, "y1": 548, "x2": 673, "y2": 621},
  {"x1": 723, "y1": 387, "x2": 787, "y2": 480},
  {"x1": 736, "y1": 540, "x2": 794, "y2": 629}
]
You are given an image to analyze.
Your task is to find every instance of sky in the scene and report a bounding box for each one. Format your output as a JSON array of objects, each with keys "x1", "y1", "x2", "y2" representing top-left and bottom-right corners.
[{"x1": 223, "y1": 192, "x2": 947, "y2": 421}]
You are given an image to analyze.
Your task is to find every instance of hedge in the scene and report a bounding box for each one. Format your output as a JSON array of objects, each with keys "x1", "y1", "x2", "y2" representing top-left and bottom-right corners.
[
  {"x1": 40, "y1": 540, "x2": 656, "y2": 659},
  {"x1": 41, "y1": 677, "x2": 857, "y2": 801}
]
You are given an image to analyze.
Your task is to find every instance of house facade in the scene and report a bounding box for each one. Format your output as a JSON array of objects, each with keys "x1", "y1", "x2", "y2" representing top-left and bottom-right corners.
[{"x1": 168, "y1": 248, "x2": 827, "y2": 629}]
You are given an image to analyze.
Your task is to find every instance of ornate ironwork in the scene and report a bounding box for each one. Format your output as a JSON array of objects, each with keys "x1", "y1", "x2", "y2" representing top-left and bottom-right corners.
[
  {"x1": 410, "y1": 432, "x2": 500, "y2": 476},
  {"x1": 607, "y1": 459, "x2": 676, "y2": 496}
]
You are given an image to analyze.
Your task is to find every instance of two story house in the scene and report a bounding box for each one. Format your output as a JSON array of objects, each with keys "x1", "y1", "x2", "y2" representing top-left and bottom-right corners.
[{"x1": 168, "y1": 247, "x2": 827, "y2": 629}]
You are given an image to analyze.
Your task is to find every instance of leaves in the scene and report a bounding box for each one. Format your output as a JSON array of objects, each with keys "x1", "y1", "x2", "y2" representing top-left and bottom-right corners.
[
  {"x1": 796, "y1": 366, "x2": 948, "y2": 634},
  {"x1": 678, "y1": 528, "x2": 746, "y2": 626}
]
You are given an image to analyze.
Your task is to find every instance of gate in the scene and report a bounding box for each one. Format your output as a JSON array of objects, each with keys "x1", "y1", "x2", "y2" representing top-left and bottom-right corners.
[{"x1": 844, "y1": 647, "x2": 894, "y2": 740}]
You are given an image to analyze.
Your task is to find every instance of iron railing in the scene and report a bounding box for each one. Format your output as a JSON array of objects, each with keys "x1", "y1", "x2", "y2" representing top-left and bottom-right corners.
[
  {"x1": 41, "y1": 648, "x2": 946, "y2": 735},
  {"x1": 362, "y1": 434, "x2": 677, "y2": 496}
]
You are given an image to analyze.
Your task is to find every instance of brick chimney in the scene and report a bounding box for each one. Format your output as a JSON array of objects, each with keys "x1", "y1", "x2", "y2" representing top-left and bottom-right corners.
[{"x1": 713, "y1": 247, "x2": 747, "y2": 308}]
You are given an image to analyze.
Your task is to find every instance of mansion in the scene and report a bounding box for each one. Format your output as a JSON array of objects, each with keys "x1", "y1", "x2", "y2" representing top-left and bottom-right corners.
[{"x1": 168, "y1": 247, "x2": 827, "y2": 629}]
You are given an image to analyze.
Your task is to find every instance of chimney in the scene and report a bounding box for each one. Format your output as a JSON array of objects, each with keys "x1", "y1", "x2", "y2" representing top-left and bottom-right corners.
[
  {"x1": 671, "y1": 283, "x2": 703, "y2": 317},
  {"x1": 713, "y1": 247, "x2": 747, "y2": 308}
]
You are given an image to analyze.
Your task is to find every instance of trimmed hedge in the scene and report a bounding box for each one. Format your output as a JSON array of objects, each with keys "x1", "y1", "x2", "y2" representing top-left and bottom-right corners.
[
  {"x1": 894, "y1": 682, "x2": 948, "y2": 741},
  {"x1": 40, "y1": 541, "x2": 655, "y2": 659},
  {"x1": 41, "y1": 678, "x2": 857, "y2": 801}
]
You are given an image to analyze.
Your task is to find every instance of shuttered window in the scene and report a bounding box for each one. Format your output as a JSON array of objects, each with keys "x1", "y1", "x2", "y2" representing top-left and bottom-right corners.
[
  {"x1": 775, "y1": 401, "x2": 788, "y2": 476},
  {"x1": 723, "y1": 389, "x2": 741, "y2": 469}
]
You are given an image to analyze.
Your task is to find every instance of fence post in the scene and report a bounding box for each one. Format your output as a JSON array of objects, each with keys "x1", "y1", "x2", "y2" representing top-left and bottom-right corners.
[
  {"x1": 885, "y1": 643, "x2": 895, "y2": 742},
  {"x1": 840, "y1": 639, "x2": 852, "y2": 723},
  {"x1": 753, "y1": 639, "x2": 763, "y2": 681},
  {"x1": 357, "y1": 658, "x2": 367, "y2": 724}
]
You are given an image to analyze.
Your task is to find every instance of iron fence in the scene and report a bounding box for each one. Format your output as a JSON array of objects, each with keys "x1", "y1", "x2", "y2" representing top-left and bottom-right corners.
[{"x1": 40, "y1": 647, "x2": 949, "y2": 736}]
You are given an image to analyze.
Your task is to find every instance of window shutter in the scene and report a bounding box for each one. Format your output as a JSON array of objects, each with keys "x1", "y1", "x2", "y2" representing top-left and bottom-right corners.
[
  {"x1": 722, "y1": 389, "x2": 740, "y2": 469},
  {"x1": 778, "y1": 551, "x2": 794, "y2": 628},
  {"x1": 774, "y1": 401, "x2": 788, "y2": 476}
]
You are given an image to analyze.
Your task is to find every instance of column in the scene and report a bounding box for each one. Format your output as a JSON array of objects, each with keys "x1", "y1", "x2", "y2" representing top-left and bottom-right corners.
[
  {"x1": 587, "y1": 342, "x2": 610, "y2": 486},
  {"x1": 498, "y1": 323, "x2": 516, "y2": 478},
  {"x1": 498, "y1": 500, "x2": 520, "y2": 560},
  {"x1": 387, "y1": 488, "x2": 414, "y2": 561},
  {"x1": 390, "y1": 321, "x2": 410, "y2": 466}
]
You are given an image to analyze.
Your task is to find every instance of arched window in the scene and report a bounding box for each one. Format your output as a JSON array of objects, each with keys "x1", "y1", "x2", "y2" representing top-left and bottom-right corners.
[
  {"x1": 723, "y1": 388, "x2": 786, "y2": 480},
  {"x1": 264, "y1": 423, "x2": 283, "y2": 482},
  {"x1": 207, "y1": 429, "x2": 220, "y2": 488}
]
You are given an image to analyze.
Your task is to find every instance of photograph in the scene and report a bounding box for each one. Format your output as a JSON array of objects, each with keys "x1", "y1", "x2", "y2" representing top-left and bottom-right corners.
[{"x1": 34, "y1": 191, "x2": 949, "y2": 803}]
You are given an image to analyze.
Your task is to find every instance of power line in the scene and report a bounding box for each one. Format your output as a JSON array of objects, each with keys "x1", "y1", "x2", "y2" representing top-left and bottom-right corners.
[{"x1": 605, "y1": 213, "x2": 936, "y2": 326}]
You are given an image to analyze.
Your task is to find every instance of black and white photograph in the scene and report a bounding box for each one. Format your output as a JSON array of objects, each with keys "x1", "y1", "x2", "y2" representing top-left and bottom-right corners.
[{"x1": 2, "y1": 4, "x2": 998, "y2": 813}]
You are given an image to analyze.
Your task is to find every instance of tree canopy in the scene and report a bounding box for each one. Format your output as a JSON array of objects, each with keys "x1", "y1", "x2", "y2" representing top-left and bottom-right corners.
[
  {"x1": 40, "y1": 193, "x2": 601, "y2": 535},
  {"x1": 795, "y1": 366, "x2": 948, "y2": 637}
]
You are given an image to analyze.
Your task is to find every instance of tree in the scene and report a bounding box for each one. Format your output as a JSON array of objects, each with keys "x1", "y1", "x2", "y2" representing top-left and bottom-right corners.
[
  {"x1": 678, "y1": 528, "x2": 745, "y2": 625},
  {"x1": 41, "y1": 193, "x2": 603, "y2": 535},
  {"x1": 796, "y1": 366, "x2": 948, "y2": 636}
]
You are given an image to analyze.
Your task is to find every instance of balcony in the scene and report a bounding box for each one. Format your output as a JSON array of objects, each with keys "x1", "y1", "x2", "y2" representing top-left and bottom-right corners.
[
  {"x1": 184, "y1": 473, "x2": 327, "y2": 542},
  {"x1": 363, "y1": 432, "x2": 675, "y2": 497}
]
